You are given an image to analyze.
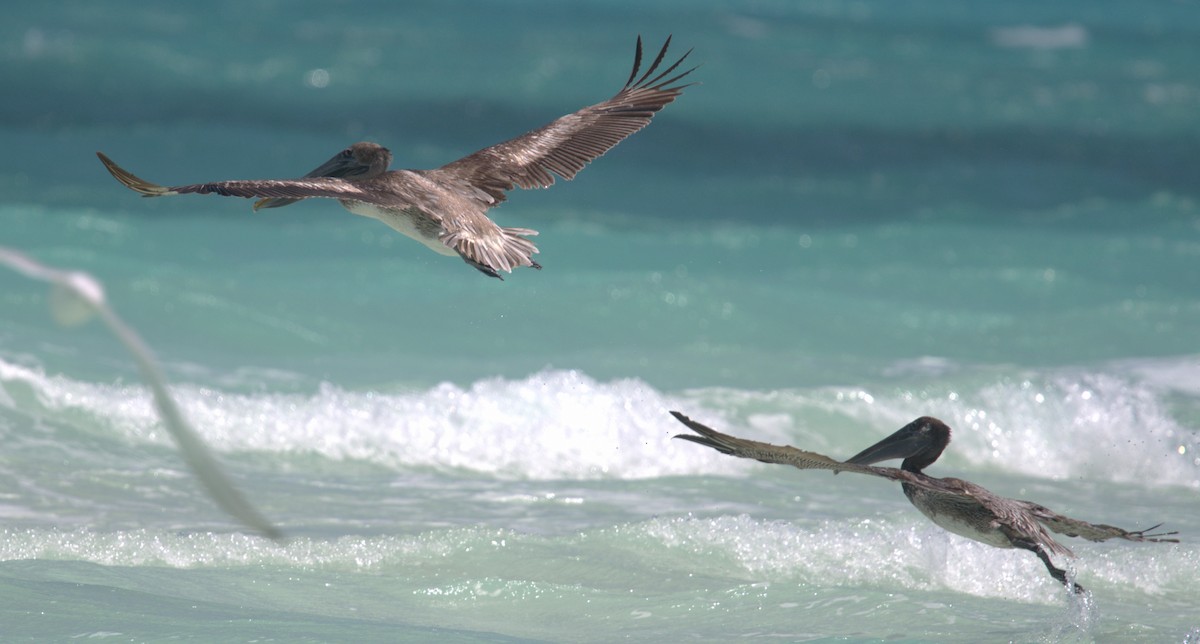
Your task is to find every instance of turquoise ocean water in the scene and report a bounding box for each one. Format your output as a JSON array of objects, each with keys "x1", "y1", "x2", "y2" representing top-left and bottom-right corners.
[{"x1": 2, "y1": 1, "x2": 1199, "y2": 641}]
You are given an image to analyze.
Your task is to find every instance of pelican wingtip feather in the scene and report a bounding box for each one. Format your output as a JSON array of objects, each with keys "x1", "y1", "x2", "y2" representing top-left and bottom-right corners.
[{"x1": 97, "y1": 151, "x2": 176, "y2": 197}]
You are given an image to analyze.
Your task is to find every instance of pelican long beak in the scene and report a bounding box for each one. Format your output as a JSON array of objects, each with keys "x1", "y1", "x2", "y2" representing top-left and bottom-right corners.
[
  {"x1": 843, "y1": 424, "x2": 926, "y2": 466},
  {"x1": 302, "y1": 150, "x2": 370, "y2": 179},
  {"x1": 253, "y1": 149, "x2": 367, "y2": 211}
]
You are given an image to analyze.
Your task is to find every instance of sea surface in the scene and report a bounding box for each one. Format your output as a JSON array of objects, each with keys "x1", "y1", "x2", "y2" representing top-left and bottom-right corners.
[{"x1": 2, "y1": 1, "x2": 1199, "y2": 641}]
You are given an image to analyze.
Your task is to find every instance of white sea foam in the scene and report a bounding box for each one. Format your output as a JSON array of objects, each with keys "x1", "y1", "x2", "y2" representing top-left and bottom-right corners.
[
  {"x1": 3, "y1": 356, "x2": 1198, "y2": 487},
  {"x1": 831, "y1": 369, "x2": 1200, "y2": 489},
  {"x1": 0, "y1": 525, "x2": 492, "y2": 570},
  {"x1": 5, "y1": 515, "x2": 1193, "y2": 606},
  {"x1": 632, "y1": 513, "x2": 1197, "y2": 604},
  {"x1": 682, "y1": 361, "x2": 1200, "y2": 490},
  {"x1": 0, "y1": 360, "x2": 747, "y2": 480}
]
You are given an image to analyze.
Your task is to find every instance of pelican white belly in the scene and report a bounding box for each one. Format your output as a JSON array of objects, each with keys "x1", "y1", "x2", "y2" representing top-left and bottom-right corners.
[{"x1": 343, "y1": 201, "x2": 456, "y2": 257}]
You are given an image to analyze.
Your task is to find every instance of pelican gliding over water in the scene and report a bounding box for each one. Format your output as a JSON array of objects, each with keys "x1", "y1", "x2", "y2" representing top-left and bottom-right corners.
[
  {"x1": 97, "y1": 37, "x2": 695, "y2": 279},
  {"x1": 671, "y1": 412, "x2": 1179, "y2": 593}
]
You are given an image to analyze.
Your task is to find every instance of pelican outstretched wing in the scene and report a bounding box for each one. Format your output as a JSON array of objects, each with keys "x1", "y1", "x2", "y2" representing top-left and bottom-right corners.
[
  {"x1": 1019, "y1": 501, "x2": 1181, "y2": 543},
  {"x1": 97, "y1": 152, "x2": 376, "y2": 205},
  {"x1": 671, "y1": 411, "x2": 912, "y2": 480},
  {"x1": 428, "y1": 36, "x2": 696, "y2": 205},
  {"x1": 671, "y1": 411, "x2": 994, "y2": 498}
]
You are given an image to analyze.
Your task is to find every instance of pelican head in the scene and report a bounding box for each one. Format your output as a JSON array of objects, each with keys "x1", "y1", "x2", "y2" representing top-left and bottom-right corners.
[
  {"x1": 252, "y1": 142, "x2": 393, "y2": 211},
  {"x1": 844, "y1": 416, "x2": 952, "y2": 473},
  {"x1": 313, "y1": 141, "x2": 393, "y2": 180}
]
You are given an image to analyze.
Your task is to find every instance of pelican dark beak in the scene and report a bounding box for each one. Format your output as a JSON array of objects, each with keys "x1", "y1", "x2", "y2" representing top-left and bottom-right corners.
[
  {"x1": 843, "y1": 424, "x2": 926, "y2": 466},
  {"x1": 302, "y1": 150, "x2": 372, "y2": 179},
  {"x1": 253, "y1": 149, "x2": 367, "y2": 211}
]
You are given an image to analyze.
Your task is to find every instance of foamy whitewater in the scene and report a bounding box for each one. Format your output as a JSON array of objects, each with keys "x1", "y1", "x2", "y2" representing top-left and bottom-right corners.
[{"x1": 3, "y1": 1, "x2": 1199, "y2": 642}]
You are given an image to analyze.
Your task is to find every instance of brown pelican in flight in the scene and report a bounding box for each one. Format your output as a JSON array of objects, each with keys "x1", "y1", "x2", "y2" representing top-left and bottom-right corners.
[
  {"x1": 97, "y1": 37, "x2": 695, "y2": 279},
  {"x1": 671, "y1": 412, "x2": 1179, "y2": 593}
]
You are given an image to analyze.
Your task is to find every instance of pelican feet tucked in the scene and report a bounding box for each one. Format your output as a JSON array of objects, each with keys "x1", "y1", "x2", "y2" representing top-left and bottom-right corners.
[
  {"x1": 98, "y1": 36, "x2": 696, "y2": 279},
  {"x1": 671, "y1": 412, "x2": 1179, "y2": 594}
]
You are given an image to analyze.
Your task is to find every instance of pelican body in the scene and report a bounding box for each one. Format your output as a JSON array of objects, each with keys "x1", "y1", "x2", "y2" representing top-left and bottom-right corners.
[
  {"x1": 97, "y1": 37, "x2": 695, "y2": 279},
  {"x1": 671, "y1": 412, "x2": 1179, "y2": 594}
]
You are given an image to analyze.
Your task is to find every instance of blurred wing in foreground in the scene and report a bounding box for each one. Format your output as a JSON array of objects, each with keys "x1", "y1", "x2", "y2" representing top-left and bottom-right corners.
[{"x1": 0, "y1": 246, "x2": 283, "y2": 541}]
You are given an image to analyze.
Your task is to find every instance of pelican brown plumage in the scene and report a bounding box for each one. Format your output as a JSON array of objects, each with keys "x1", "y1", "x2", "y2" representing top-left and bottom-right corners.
[
  {"x1": 97, "y1": 36, "x2": 696, "y2": 279},
  {"x1": 671, "y1": 412, "x2": 1179, "y2": 594}
]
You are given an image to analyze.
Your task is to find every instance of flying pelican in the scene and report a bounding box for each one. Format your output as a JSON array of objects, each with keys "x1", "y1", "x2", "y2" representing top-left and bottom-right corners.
[
  {"x1": 671, "y1": 412, "x2": 1179, "y2": 593},
  {"x1": 97, "y1": 37, "x2": 695, "y2": 279}
]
